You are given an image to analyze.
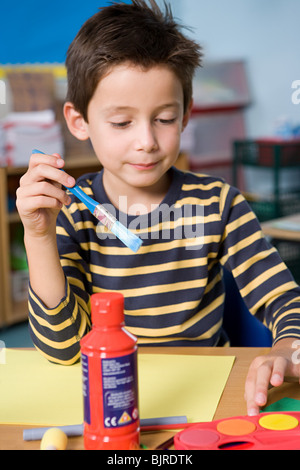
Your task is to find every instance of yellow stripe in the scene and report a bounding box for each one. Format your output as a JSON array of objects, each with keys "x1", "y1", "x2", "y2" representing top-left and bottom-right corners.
[
  {"x1": 203, "y1": 213, "x2": 221, "y2": 223},
  {"x1": 221, "y1": 231, "x2": 264, "y2": 265},
  {"x1": 69, "y1": 276, "x2": 88, "y2": 292},
  {"x1": 92, "y1": 259, "x2": 220, "y2": 299},
  {"x1": 126, "y1": 300, "x2": 198, "y2": 317},
  {"x1": 56, "y1": 226, "x2": 70, "y2": 237},
  {"x1": 250, "y1": 281, "x2": 297, "y2": 316},
  {"x1": 270, "y1": 296, "x2": 300, "y2": 318},
  {"x1": 74, "y1": 293, "x2": 91, "y2": 319},
  {"x1": 89, "y1": 256, "x2": 207, "y2": 277},
  {"x1": 206, "y1": 267, "x2": 223, "y2": 293},
  {"x1": 119, "y1": 216, "x2": 206, "y2": 237},
  {"x1": 30, "y1": 339, "x2": 81, "y2": 366},
  {"x1": 93, "y1": 262, "x2": 221, "y2": 298},
  {"x1": 28, "y1": 314, "x2": 79, "y2": 349},
  {"x1": 60, "y1": 205, "x2": 77, "y2": 231},
  {"x1": 126, "y1": 294, "x2": 224, "y2": 333},
  {"x1": 93, "y1": 278, "x2": 206, "y2": 299},
  {"x1": 68, "y1": 201, "x2": 85, "y2": 216},
  {"x1": 219, "y1": 185, "x2": 245, "y2": 220},
  {"x1": 29, "y1": 282, "x2": 89, "y2": 334},
  {"x1": 60, "y1": 259, "x2": 92, "y2": 283},
  {"x1": 68, "y1": 201, "x2": 94, "y2": 216},
  {"x1": 239, "y1": 263, "x2": 289, "y2": 299},
  {"x1": 232, "y1": 193, "x2": 245, "y2": 207},
  {"x1": 136, "y1": 321, "x2": 222, "y2": 344},
  {"x1": 219, "y1": 183, "x2": 230, "y2": 216},
  {"x1": 175, "y1": 196, "x2": 220, "y2": 207},
  {"x1": 61, "y1": 251, "x2": 82, "y2": 261},
  {"x1": 78, "y1": 232, "x2": 220, "y2": 256},
  {"x1": 72, "y1": 220, "x2": 96, "y2": 231},
  {"x1": 274, "y1": 326, "x2": 300, "y2": 337},
  {"x1": 29, "y1": 285, "x2": 71, "y2": 317},
  {"x1": 273, "y1": 307, "x2": 300, "y2": 331},
  {"x1": 182, "y1": 180, "x2": 224, "y2": 192},
  {"x1": 29, "y1": 294, "x2": 88, "y2": 337},
  {"x1": 28, "y1": 302, "x2": 76, "y2": 332},
  {"x1": 129, "y1": 310, "x2": 223, "y2": 339},
  {"x1": 223, "y1": 211, "x2": 257, "y2": 241},
  {"x1": 231, "y1": 247, "x2": 277, "y2": 278}
]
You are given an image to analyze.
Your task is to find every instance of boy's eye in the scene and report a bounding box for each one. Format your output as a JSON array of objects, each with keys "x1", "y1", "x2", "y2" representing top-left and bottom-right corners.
[
  {"x1": 157, "y1": 118, "x2": 177, "y2": 125},
  {"x1": 109, "y1": 117, "x2": 177, "y2": 128},
  {"x1": 110, "y1": 121, "x2": 131, "y2": 128}
]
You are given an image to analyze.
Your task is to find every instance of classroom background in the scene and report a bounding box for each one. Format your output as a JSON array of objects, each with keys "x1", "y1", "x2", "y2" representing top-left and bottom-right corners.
[{"x1": 1, "y1": 0, "x2": 300, "y2": 346}]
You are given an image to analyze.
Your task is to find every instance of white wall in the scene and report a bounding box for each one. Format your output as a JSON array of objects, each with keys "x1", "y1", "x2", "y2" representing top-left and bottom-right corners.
[{"x1": 170, "y1": 0, "x2": 300, "y2": 137}]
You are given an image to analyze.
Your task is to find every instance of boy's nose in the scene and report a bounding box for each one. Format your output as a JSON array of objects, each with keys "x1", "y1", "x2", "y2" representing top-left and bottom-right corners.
[{"x1": 136, "y1": 123, "x2": 158, "y2": 153}]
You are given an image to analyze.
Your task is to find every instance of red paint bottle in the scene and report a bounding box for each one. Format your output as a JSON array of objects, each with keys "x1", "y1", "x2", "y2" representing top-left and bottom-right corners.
[{"x1": 80, "y1": 292, "x2": 140, "y2": 450}]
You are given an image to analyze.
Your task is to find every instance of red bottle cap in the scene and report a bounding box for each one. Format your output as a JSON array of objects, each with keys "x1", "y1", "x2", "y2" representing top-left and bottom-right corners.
[{"x1": 91, "y1": 292, "x2": 124, "y2": 327}]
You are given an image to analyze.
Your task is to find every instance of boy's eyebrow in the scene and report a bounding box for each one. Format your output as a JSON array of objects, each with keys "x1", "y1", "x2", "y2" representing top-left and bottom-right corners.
[
  {"x1": 103, "y1": 102, "x2": 182, "y2": 114},
  {"x1": 157, "y1": 102, "x2": 182, "y2": 111}
]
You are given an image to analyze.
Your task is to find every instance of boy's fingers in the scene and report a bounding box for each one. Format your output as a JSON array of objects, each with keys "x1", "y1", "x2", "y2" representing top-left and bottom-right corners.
[
  {"x1": 253, "y1": 363, "x2": 271, "y2": 406},
  {"x1": 17, "y1": 181, "x2": 72, "y2": 211},
  {"x1": 29, "y1": 152, "x2": 76, "y2": 186},
  {"x1": 22, "y1": 159, "x2": 75, "y2": 189},
  {"x1": 245, "y1": 355, "x2": 290, "y2": 416},
  {"x1": 245, "y1": 358, "x2": 272, "y2": 416},
  {"x1": 270, "y1": 356, "x2": 286, "y2": 387},
  {"x1": 245, "y1": 377, "x2": 260, "y2": 416},
  {"x1": 29, "y1": 152, "x2": 64, "y2": 169},
  {"x1": 245, "y1": 363, "x2": 259, "y2": 415}
]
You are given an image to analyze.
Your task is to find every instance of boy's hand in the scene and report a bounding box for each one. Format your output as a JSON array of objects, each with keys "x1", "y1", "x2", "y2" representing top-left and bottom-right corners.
[
  {"x1": 244, "y1": 337, "x2": 300, "y2": 415},
  {"x1": 16, "y1": 152, "x2": 75, "y2": 238}
]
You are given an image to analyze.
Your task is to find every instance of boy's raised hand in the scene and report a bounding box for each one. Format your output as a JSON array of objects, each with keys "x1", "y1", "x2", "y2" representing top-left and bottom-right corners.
[
  {"x1": 16, "y1": 152, "x2": 75, "y2": 238},
  {"x1": 244, "y1": 337, "x2": 300, "y2": 415}
]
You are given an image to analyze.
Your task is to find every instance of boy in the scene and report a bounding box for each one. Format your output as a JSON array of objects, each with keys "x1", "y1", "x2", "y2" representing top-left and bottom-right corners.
[{"x1": 16, "y1": 0, "x2": 300, "y2": 416}]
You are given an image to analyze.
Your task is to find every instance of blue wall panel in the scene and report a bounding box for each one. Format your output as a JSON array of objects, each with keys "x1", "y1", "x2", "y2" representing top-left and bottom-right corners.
[{"x1": 0, "y1": 1, "x2": 131, "y2": 64}]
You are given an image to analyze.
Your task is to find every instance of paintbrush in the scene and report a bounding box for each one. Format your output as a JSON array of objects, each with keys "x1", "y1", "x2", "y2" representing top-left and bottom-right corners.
[{"x1": 32, "y1": 149, "x2": 143, "y2": 253}]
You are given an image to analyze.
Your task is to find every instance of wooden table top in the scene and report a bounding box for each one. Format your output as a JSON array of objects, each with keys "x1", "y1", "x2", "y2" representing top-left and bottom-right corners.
[
  {"x1": 261, "y1": 213, "x2": 300, "y2": 242},
  {"x1": 1, "y1": 346, "x2": 299, "y2": 450}
]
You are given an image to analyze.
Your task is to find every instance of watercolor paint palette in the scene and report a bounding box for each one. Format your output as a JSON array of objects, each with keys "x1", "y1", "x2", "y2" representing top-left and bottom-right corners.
[{"x1": 174, "y1": 412, "x2": 300, "y2": 450}]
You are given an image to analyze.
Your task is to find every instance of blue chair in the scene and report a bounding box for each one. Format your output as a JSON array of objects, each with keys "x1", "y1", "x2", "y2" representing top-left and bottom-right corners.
[{"x1": 222, "y1": 269, "x2": 272, "y2": 347}]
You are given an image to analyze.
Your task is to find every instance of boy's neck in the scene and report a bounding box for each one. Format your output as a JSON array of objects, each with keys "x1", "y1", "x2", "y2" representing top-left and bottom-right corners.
[{"x1": 102, "y1": 169, "x2": 173, "y2": 216}]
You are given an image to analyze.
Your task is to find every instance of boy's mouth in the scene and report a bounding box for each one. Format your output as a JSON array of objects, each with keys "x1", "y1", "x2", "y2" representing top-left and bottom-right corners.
[{"x1": 129, "y1": 162, "x2": 159, "y2": 170}]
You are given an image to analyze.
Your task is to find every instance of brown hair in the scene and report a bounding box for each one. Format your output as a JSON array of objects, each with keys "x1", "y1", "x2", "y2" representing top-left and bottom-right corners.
[{"x1": 65, "y1": 0, "x2": 202, "y2": 122}]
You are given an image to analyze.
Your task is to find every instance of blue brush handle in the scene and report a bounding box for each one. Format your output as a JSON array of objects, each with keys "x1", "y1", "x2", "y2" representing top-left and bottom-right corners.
[{"x1": 32, "y1": 149, "x2": 98, "y2": 214}]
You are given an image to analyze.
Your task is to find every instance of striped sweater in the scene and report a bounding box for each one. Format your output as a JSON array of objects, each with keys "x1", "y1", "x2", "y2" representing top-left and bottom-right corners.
[{"x1": 28, "y1": 167, "x2": 300, "y2": 364}]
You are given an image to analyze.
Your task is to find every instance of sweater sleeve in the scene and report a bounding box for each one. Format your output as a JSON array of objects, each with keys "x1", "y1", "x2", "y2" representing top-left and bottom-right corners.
[
  {"x1": 28, "y1": 205, "x2": 92, "y2": 365},
  {"x1": 218, "y1": 183, "x2": 300, "y2": 343}
]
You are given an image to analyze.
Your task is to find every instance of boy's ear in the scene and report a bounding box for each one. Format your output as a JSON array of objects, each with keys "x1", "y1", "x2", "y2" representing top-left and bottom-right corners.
[
  {"x1": 182, "y1": 99, "x2": 193, "y2": 132},
  {"x1": 63, "y1": 102, "x2": 90, "y2": 141}
]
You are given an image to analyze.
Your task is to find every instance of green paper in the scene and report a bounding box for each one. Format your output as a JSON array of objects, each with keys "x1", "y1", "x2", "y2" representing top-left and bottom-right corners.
[{"x1": 263, "y1": 397, "x2": 300, "y2": 413}]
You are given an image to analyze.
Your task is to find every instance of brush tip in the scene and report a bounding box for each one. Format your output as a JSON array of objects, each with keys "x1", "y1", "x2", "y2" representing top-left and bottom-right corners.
[{"x1": 112, "y1": 221, "x2": 143, "y2": 252}]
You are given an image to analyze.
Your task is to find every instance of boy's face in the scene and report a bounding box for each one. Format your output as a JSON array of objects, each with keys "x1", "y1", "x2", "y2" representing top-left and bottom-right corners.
[{"x1": 69, "y1": 63, "x2": 190, "y2": 199}]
